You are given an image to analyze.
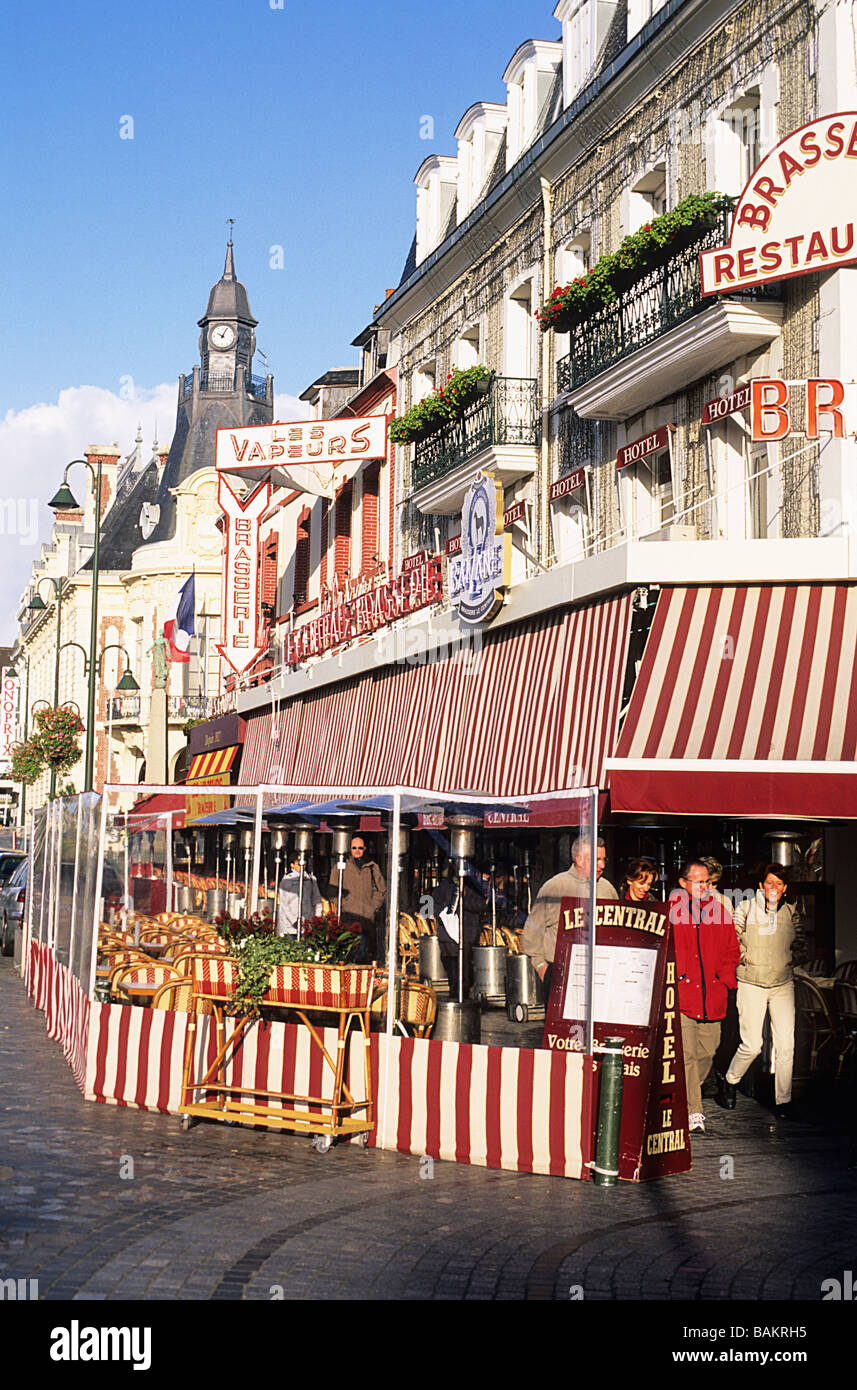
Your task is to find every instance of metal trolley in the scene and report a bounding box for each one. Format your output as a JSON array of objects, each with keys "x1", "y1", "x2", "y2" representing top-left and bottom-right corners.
[{"x1": 180, "y1": 955, "x2": 376, "y2": 1152}]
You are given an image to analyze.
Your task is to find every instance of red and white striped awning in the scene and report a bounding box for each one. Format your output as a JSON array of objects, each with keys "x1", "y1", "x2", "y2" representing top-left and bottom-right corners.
[
  {"x1": 606, "y1": 584, "x2": 857, "y2": 817},
  {"x1": 235, "y1": 700, "x2": 304, "y2": 805},
  {"x1": 291, "y1": 675, "x2": 375, "y2": 785}
]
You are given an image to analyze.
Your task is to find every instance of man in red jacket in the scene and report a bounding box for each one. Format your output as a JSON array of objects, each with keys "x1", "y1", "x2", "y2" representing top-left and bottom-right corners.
[{"x1": 669, "y1": 860, "x2": 740, "y2": 1135}]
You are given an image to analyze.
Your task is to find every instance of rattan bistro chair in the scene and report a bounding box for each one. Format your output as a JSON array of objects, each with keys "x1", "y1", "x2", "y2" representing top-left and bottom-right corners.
[
  {"x1": 834, "y1": 960, "x2": 857, "y2": 985},
  {"x1": 833, "y1": 981, "x2": 857, "y2": 1078},
  {"x1": 151, "y1": 979, "x2": 213, "y2": 1014},
  {"x1": 371, "y1": 974, "x2": 437, "y2": 1038},
  {"x1": 795, "y1": 975, "x2": 840, "y2": 1072},
  {"x1": 109, "y1": 962, "x2": 181, "y2": 1005}
]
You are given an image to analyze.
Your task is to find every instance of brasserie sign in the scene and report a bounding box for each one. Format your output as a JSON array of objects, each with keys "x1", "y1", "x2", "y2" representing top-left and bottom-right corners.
[{"x1": 284, "y1": 556, "x2": 442, "y2": 665}]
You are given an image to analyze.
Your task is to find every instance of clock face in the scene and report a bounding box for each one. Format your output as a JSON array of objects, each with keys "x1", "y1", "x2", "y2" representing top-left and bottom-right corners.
[
  {"x1": 209, "y1": 322, "x2": 236, "y2": 350},
  {"x1": 139, "y1": 502, "x2": 160, "y2": 539}
]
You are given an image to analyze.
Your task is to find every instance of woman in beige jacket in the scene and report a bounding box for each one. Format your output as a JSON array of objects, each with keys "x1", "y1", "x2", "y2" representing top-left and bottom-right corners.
[{"x1": 718, "y1": 863, "x2": 807, "y2": 1118}]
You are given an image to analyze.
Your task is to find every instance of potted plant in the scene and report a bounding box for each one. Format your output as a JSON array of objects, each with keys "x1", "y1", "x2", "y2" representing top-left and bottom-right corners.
[{"x1": 214, "y1": 909, "x2": 365, "y2": 1016}]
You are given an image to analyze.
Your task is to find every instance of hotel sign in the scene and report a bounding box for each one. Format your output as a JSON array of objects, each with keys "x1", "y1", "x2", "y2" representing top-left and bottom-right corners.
[
  {"x1": 617, "y1": 425, "x2": 673, "y2": 470},
  {"x1": 448, "y1": 472, "x2": 512, "y2": 625},
  {"x1": 700, "y1": 113, "x2": 857, "y2": 295},
  {"x1": 549, "y1": 469, "x2": 587, "y2": 500}
]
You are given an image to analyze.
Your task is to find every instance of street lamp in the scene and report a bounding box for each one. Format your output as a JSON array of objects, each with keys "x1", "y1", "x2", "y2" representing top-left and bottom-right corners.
[
  {"x1": 7, "y1": 652, "x2": 29, "y2": 831},
  {"x1": 58, "y1": 641, "x2": 139, "y2": 790},
  {"x1": 48, "y1": 459, "x2": 102, "y2": 791},
  {"x1": 27, "y1": 576, "x2": 65, "y2": 799}
]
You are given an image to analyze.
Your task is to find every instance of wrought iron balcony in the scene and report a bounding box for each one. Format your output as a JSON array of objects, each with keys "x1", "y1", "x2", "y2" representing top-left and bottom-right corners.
[
  {"x1": 556, "y1": 211, "x2": 781, "y2": 396},
  {"x1": 411, "y1": 376, "x2": 540, "y2": 493},
  {"x1": 181, "y1": 367, "x2": 270, "y2": 399}
]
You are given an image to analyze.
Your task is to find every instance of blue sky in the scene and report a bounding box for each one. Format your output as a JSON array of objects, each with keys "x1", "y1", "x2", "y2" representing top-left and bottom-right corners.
[
  {"x1": 2, "y1": 0, "x2": 558, "y2": 412},
  {"x1": 0, "y1": 0, "x2": 559, "y2": 634}
]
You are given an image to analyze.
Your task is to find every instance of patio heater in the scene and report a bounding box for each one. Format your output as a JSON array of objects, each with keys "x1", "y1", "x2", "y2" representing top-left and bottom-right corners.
[
  {"x1": 293, "y1": 822, "x2": 315, "y2": 938},
  {"x1": 223, "y1": 830, "x2": 239, "y2": 916},
  {"x1": 270, "y1": 826, "x2": 288, "y2": 927},
  {"x1": 240, "y1": 828, "x2": 254, "y2": 915},
  {"x1": 472, "y1": 851, "x2": 506, "y2": 1010},
  {"x1": 433, "y1": 815, "x2": 482, "y2": 1044},
  {"x1": 174, "y1": 829, "x2": 195, "y2": 912},
  {"x1": 330, "y1": 821, "x2": 352, "y2": 918}
]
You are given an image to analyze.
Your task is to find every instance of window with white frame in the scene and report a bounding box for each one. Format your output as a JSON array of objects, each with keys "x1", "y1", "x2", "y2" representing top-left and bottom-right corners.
[
  {"x1": 712, "y1": 88, "x2": 762, "y2": 195},
  {"x1": 414, "y1": 156, "x2": 458, "y2": 265},
  {"x1": 626, "y1": 0, "x2": 669, "y2": 43},
  {"x1": 452, "y1": 324, "x2": 481, "y2": 371},
  {"x1": 748, "y1": 440, "x2": 779, "y2": 540},
  {"x1": 555, "y1": 232, "x2": 591, "y2": 287},
  {"x1": 412, "y1": 361, "x2": 436, "y2": 406},
  {"x1": 625, "y1": 163, "x2": 667, "y2": 235},
  {"x1": 503, "y1": 40, "x2": 563, "y2": 169},
  {"x1": 504, "y1": 277, "x2": 536, "y2": 379},
  {"x1": 555, "y1": 0, "x2": 618, "y2": 106}
]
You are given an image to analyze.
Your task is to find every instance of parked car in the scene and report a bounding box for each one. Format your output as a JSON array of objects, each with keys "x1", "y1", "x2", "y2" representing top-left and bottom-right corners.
[
  {"x1": 0, "y1": 859, "x2": 124, "y2": 957},
  {"x1": 0, "y1": 859, "x2": 27, "y2": 956},
  {"x1": 0, "y1": 851, "x2": 25, "y2": 885}
]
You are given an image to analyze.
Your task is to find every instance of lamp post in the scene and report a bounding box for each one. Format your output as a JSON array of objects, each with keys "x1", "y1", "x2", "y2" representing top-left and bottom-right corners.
[
  {"x1": 48, "y1": 459, "x2": 102, "y2": 792},
  {"x1": 27, "y1": 576, "x2": 65, "y2": 799},
  {"x1": 54, "y1": 641, "x2": 139, "y2": 793},
  {"x1": 7, "y1": 652, "x2": 29, "y2": 832}
]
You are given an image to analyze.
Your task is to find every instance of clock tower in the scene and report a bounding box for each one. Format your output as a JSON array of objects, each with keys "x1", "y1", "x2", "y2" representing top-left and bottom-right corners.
[{"x1": 140, "y1": 237, "x2": 274, "y2": 546}]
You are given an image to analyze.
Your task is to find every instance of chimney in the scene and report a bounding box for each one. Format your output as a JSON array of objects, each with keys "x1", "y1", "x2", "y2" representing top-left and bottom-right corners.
[{"x1": 84, "y1": 445, "x2": 122, "y2": 523}]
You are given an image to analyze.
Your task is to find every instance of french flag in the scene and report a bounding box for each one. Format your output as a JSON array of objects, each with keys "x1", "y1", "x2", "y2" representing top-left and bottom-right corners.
[{"x1": 164, "y1": 574, "x2": 195, "y2": 663}]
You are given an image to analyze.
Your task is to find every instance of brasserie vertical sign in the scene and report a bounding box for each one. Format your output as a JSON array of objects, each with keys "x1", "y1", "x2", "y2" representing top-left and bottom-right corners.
[{"x1": 216, "y1": 476, "x2": 271, "y2": 675}]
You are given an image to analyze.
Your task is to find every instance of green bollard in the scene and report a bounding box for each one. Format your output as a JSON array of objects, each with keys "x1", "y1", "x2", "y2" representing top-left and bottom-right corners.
[{"x1": 592, "y1": 1036, "x2": 625, "y2": 1188}]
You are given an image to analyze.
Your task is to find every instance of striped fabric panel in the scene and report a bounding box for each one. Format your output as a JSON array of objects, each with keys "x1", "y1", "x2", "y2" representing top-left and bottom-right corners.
[
  {"x1": 264, "y1": 964, "x2": 375, "y2": 1010},
  {"x1": 551, "y1": 591, "x2": 634, "y2": 788},
  {"x1": 408, "y1": 651, "x2": 473, "y2": 788},
  {"x1": 237, "y1": 710, "x2": 273, "y2": 785},
  {"x1": 455, "y1": 614, "x2": 567, "y2": 795},
  {"x1": 291, "y1": 676, "x2": 375, "y2": 785},
  {"x1": 358, "y1": 666, "x2": 416, "y2": 784},
  {"x1": 615, "y1": 584, "x2": 857, "y2": 763}
]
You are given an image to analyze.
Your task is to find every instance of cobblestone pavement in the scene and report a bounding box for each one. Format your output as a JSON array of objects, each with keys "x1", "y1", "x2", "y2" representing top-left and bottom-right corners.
[{"x1": 2, "y1": 957, "x2": 856, "y2": 1308}]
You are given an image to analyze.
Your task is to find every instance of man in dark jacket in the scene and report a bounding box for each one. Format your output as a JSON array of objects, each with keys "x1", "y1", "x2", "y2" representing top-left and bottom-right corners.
[
  {"x1": 669, "y1": 859, "x2": 740, "y2": 1135},
  {"x1": 432, "y1": 864, "x2": 488, "y2": 998},
  {"x1": 329, "y1": 836, "x2": 386, "y2": 963}
]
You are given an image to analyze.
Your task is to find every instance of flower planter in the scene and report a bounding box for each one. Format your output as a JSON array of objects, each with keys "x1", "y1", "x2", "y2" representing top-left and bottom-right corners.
[{"x1": 265, "y1": 962, "x2": 375, "y2": 1010}]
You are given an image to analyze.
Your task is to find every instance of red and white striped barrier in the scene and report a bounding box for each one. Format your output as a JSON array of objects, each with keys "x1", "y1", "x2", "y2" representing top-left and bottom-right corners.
[{"x1": 23, "y1": 937, "x2": 591, "y2": 1179}]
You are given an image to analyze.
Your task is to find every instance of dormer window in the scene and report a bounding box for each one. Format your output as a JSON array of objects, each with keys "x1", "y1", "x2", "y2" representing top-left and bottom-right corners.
[
  {"x1": 454, "y1": 103, "x2": 507, "y2": 222},
  {"x1": 415, "y1": 155, "x2": 458, "y2": 265},
  {"x1": 626, "y1": 0, "x2": 669, "y2": 44},
  {"x1": 554, "y1": 0, "x2": 618, "y2": 106},
  {"x1": 503, "y1": 40, "x2": 562, "y2": 170}
]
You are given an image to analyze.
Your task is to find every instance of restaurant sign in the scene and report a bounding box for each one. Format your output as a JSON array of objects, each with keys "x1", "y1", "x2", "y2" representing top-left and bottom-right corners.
[
  {"x1": 700, "y1": 113, "x2": 857, "y2": 295},
  {"x1": 284, "y1": 555, "x2": 442, "y2": 665},
  {"x1": 215, "y1": 417, "x2": 388, "y2": 499},
  {"x1": 448, "y1": 471, "x2": 512, "y2": 626},
  {"x1": 704, "y1": 378, "x2": 852, "y2": 439},
  {"x1": 544, "y1": 898, "x2": 691, "y2": 1181},
  {"x1": 216, "y1": 475, "x2": 272, "y2": 675}
]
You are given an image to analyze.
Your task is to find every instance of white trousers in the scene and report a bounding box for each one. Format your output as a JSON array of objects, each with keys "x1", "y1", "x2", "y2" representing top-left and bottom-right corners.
[{"x1": 726, "y1": 980, "x2": 795, "y2": 1105}]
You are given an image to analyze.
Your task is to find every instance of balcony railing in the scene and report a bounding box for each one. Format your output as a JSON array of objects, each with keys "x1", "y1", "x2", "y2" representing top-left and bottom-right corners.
[
  {"x1": 108, "y1": 694, "x2": 220, "y2": 723},
  {"x1": 181, "y1": 368, "x2": 269, "y2": 399},
  {"x1": 411, "y1": 376, "x2": 540, "y2": 492},
  {"x1": 556, "y1": 211, "x2": 780, "y2": 395}
]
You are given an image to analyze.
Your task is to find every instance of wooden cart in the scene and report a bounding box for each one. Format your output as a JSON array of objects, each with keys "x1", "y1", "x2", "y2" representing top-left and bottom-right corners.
[{"x1": 179, "y1": 955, "x2": 375, "y2": 1151}]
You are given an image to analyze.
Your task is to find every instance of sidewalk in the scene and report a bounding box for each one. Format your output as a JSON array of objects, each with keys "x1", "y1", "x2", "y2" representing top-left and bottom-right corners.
[{"x1": 1, "y1": 956, "x2": 855, "y2": 1302}]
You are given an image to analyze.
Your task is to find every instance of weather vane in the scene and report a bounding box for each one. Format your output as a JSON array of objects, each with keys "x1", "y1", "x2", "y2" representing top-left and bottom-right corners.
[{"x1": 226, "y1": 217, "x2": 235, "y2": 241}]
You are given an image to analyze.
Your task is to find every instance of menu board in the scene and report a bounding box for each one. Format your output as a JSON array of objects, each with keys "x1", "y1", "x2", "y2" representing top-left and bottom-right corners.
[
  {"x1": 543, "y1": 898, "x2": 691, "y2": 1182},
  {"x1": 563, "y1": 944, "x2": 658, "y2": 1029}
]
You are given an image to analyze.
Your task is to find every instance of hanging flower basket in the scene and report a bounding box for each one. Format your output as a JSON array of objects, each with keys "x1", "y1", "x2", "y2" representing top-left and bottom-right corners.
[
  {"x1": 10, "y1": 740, "x2": 44, "y2": 785},
  {"x1": 30, "y1": 706, "x2": 84, "y2": 772}
]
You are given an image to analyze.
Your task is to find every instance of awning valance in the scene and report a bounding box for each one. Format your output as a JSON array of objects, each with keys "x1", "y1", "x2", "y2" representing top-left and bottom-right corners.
[
  {"x1": 187, "y1": 746, "x2": 240, "y2": 785},
  {"x1": 606, "y1": 584, "x2": 857, "y2": 817}
]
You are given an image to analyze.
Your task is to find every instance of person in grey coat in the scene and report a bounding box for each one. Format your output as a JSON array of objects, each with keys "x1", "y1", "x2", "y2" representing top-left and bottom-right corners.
[{"x1": 277, "y1": 854, "x2": 323, "y2": 937}]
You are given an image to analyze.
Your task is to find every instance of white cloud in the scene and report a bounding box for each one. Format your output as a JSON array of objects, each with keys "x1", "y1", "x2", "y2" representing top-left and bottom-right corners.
[{"x1": 0, "y1": 383, "x2": 309, "y2": 637}]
